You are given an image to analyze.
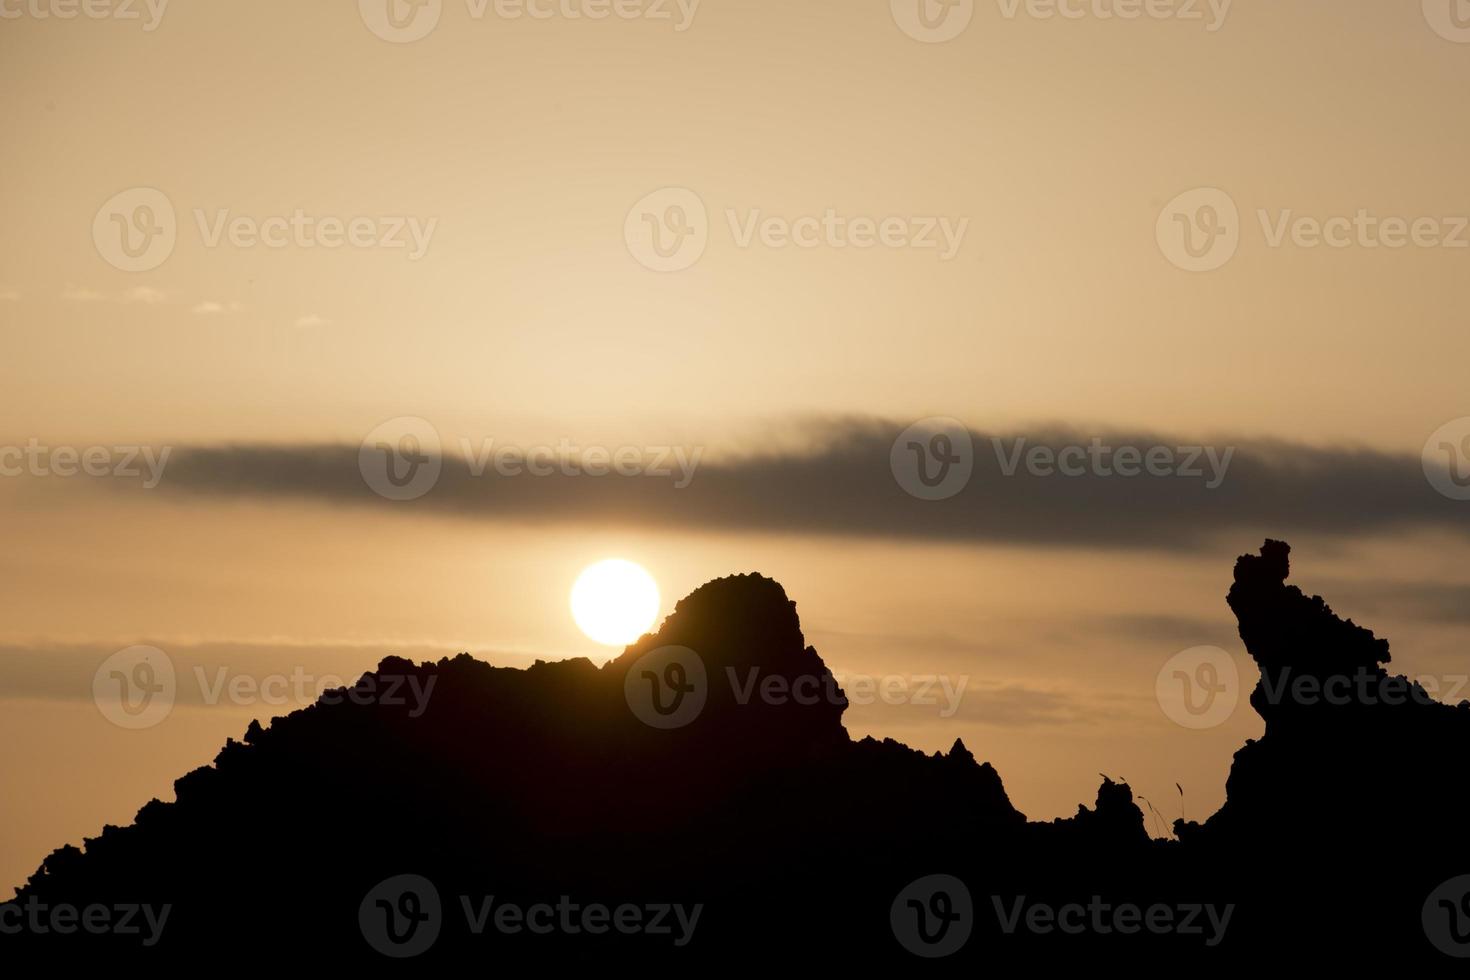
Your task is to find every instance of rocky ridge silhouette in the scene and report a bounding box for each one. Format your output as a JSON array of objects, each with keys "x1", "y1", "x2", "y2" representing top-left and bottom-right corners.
[{"x1": 6, "y1": 541, "x2": 1468, "y2": 966}]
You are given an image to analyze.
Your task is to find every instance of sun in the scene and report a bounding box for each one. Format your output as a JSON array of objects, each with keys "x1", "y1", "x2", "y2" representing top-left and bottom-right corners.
[{"x1": 570, "y1": 559, "x2": 661, "y2": 647}]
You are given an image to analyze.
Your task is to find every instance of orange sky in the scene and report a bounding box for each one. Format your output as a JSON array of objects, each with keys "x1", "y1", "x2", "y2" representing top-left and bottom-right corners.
[{"x1": 4, "y1": 0, "x2": 1470, "y2": 898}]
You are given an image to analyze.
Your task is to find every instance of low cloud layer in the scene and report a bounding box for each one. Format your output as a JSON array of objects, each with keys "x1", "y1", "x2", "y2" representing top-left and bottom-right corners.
[{"x1": 137, "y1": 419, "x2": 1467, "y2": 550}]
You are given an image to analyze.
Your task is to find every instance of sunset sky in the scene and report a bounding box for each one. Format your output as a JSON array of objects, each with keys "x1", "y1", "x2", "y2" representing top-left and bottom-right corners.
[{"x1": 4, "y1": 1, "x2": 1470, "y2": 896}]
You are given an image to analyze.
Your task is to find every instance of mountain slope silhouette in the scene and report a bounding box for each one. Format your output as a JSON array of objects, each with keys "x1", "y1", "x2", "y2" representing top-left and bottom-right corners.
[{"x1": 7, "y1": 542, "x2": 1469, "y2": 966}]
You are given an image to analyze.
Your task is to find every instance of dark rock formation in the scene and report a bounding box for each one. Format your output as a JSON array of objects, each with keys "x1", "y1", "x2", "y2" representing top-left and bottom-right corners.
[
  {"x1": 6, "y1": 545, "x2": 1467, "y2": 967},
  {"x1": 1174, "y1": 540, "x2": 1470, "y2": 964}
]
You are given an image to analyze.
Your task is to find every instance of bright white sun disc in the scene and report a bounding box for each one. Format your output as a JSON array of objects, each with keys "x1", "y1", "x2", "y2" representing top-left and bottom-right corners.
[{"x1": 571, "y1": 559, "x2": 661, "y2": 646}]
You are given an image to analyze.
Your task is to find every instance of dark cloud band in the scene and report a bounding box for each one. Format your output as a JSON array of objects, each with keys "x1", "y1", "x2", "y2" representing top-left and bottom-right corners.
[{"x1": 146, "y1": 420, "x2": 1467, "y2": 550}]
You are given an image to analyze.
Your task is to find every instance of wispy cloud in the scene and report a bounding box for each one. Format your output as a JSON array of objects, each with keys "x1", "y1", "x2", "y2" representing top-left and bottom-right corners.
[
  {"x1": 294, "y1": 314, "x2": 330, "y2": 328},
  {"x1": 0, "y1": 286, "x2": 19, "y2": 302},
  {"x1": 62, "y1": 285, "x2": 106, "y2": 303},
  {"x1": 63, "y1": 285, "x2": 169, "y2": 305},
  {"x1": 123, "y1": 285, "x2": 168, "y2": 305},
  {"x1": 192, "y1": 300, "x2": 243, "y2": 315}
]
